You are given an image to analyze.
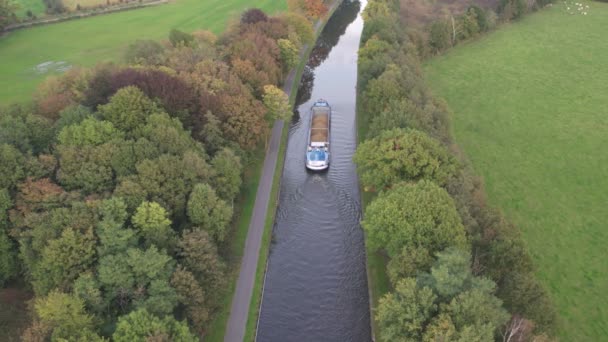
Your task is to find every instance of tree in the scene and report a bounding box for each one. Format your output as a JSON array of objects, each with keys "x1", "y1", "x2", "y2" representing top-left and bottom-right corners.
[
  {"x1": 387, "y1": 245, "x2": 433, "y2": 285},
  {"x1": 169, "y1": 29, "x2": 195, "y2": 47},
  {"x1": 129, "y1": 152, "x2": 212, "y2": 218},
  {"x1": 132, "y1": 201, "x2": 173, "y2": 249},
  {"x1": 0, "y1": 0, "x2": 18, "y2": 31},
  {"x1": 177, "y1": 230, "x2": 225, "y2": 297},
  {"x1": 33, "y1": 290, "x2": 98, "y2": 341},
  {"x1": 362, "y1": 180, "x2": 467, "y2": 258},
  {"x1": 0, "y1": 107, "x2": 54, "y2": 154},
  {"x1": 429, "y1": 19, "x2": 452, "y2": 54},
  {"x1": 113, "y1": 308, "x2": 197, "y2": 342},
  {"x1": 281, "y1": 12, "x2": 314, "y2": 45},
  {"x1": 57, "y1": 117, "x2": 124, "y2": 147},
  {"x1": 134, "y1": 112, "x2": 203, "y2": 156},
  {"x1": 32, "y1": 227, "x2": 97, "y2": 295},
  {"x1": 0, "y1": 228, "x2": 16, "y2": 286},
  {"x1": 97, "y1": 86, "x2": 159, "y2": 133},
  {"x1": 241, "y1": 8, "x2": 268, "y2": 24},
  {"x1": 278, "y1": 38, "x2": 299, "y2": 70},
  {"x1": 96, "y1": 197, "x2": 137, "y2": 257},
  {"x1": 211, "y1": 148, "x2": 242, "y2": 201},
  {"x1": 377, "y1": 278, "x2": 437, "y2": 341},
  {"x1": 125, "y1": 39, "x2": 165, "y2": 66},
  {"x1": 263, "y1": 84, "x2": 292, "y2": 123},
  {"x1": 187, "y1": 183, "x2": 232, "y2": 242},
  {"x1": 354, "y1": 128, "x2": 457, "y2": 191},
  {"x1": 54, "y1": 105, "x2": 91, "y2": 135},
  {"x1": 98, "y1": 246, "x2": 176, "y2": 314},
  {"x1": 73, "y1": 272, "x2": 104, "y2": 314},
  {"x1": 446, "y1": 288, "x2": 510, "y2": 339},
  {"x1": 419, "y1": 248, "x2": 496, "y2": 302},
  {"x1": 171, "y1": 266, "x2": 208, "y2": 331},
  {"x1": 0, "y1": 143, "x2": 26, "y2": 189},
  {"x1": 200, "y1": 111, "x2": 227, "y2": 155},
  {"x1": 56, "y1": 144, "x2": 114, "y2": 194}
]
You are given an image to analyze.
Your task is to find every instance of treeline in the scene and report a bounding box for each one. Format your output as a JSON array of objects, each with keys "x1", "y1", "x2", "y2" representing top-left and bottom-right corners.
[
  {"x1": 0, "y1": 7, "x2": 319, "y2": 340},
  {"x1": 413, "y1": 0, "x2": 555, "y2": 57},
  {"x1": 356, "y1": 0, "x2": 556, "y2": 341}
]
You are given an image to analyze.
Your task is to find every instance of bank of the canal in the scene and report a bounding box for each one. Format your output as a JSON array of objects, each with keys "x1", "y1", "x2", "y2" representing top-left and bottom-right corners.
[{"x1": 256, "y1": 1, "x2": 371, "y2": 341}]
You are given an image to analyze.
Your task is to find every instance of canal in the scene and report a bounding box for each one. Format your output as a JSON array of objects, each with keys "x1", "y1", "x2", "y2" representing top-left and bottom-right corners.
[{"x1": 256, "y1": 1, "x2": 371, "y2": 341}]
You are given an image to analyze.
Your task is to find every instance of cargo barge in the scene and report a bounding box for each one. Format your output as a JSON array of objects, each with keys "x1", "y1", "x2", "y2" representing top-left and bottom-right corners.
[{"x1": 306, "y1": 100, "x2": 331, "y2": 171}]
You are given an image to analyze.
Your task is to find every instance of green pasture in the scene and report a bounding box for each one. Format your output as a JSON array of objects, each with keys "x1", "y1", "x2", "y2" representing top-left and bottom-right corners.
[
  {"x1": 424, "y1": 2, "x2": 608, "y2": 340},
  {"x1": 0, "y1": 0, "x2": 286, "y2": 104}
]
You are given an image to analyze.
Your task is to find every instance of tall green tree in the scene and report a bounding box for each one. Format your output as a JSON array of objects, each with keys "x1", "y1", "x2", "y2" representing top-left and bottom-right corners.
[
  {"x1": 354, "y1": 128, "x2": 457, "y2": 191},
  {"x1": 177, "y1": 230, "x2": 225, "y2": 298},
  {"x1": 187, "y1": 183, "x2": 232, "y2": 242},
  {"x1": 0, "y1": 143, "x2": 26, "y2": 189},
  {"x1": 113, "y1": 308, "x2": 197, "y2": 342},
  {"x1": 98, "y1": 86, "x2": 159, "y2": 133},
  {"x1": 33, "y1": 290, "x2": 100, "y2": 341},
  {"x1": 132, "y1": 201, "x2": 173, "y2": 249},
  {"x1": 377, "y1": 278, "x2": 437, "y2": 341},
  {"x1": 57, "y1": 117, "x2": 124, "y2": 147},
  {"x1": 32, "y1": 227, "x2": 97, "y2": 295},
  {"x1": 210, "y1": 148, "x2": 242, "y2": 201},
  {"x1": 362, "y1": 180, "x2": 467, "y2": 258}
]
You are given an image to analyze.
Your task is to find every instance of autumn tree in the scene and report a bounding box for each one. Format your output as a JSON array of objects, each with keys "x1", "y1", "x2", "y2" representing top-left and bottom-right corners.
[
  {"x1": 241, "y1": 8, "x2": 268, "y2": 24},
  {"x1": 171, "y1": 266, "x2": 209, "y2": 331},
  {"x1": 362, "y1": 180, "x2": 467, "y2": 258},
  {"x1": 263, "y1": 84, "x2": 292, "y2": 122},
  {"x1": 177, "y1": 230, "x2": 225, "y2": 301},
  {"x1": 278, "y1": 38, "x2": 299, "y2": 70}
]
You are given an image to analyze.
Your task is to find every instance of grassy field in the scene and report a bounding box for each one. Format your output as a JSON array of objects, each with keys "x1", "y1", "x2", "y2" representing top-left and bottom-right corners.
[
  {"x1": 0, "y1": 0, "x2": 285, "y2": 104},
  {"x1": 424, "y1": 2, "x2": 608, "y2": 340}
]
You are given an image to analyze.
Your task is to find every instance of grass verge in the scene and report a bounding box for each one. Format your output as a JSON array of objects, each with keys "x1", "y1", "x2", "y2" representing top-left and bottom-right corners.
[
  {"x1": 424, "y1": 2, "x2": 608, "y2": 340},
  {"x1": 0, "y1": 0, "x2": 285, "y2": 104}
]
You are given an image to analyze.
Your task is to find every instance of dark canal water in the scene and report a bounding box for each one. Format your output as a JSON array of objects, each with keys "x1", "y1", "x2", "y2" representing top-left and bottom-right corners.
[{"x1": 256, "y1": 1, "x2": 371, "y2": 341}]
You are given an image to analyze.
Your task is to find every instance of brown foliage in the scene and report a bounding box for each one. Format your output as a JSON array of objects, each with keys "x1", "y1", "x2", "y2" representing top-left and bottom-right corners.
[
  {"x1": 107, "y1": 68, "x2": 199, "y2": 125},
  {"x1": 171, "y1": 266, "x2": 208, "y2": 332},
  {"x1": 240, "y1": 8, "x2": 268, "y2": 25},
  {"x1": 15, "y1": 178, "x2": 66, "y2": 215},
  {"x1": 304, "y1": 0, "x2": 328, "y2": 18},
  {"x1": 34, "y1": 68, "x2": 90, "y2": 121}
]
